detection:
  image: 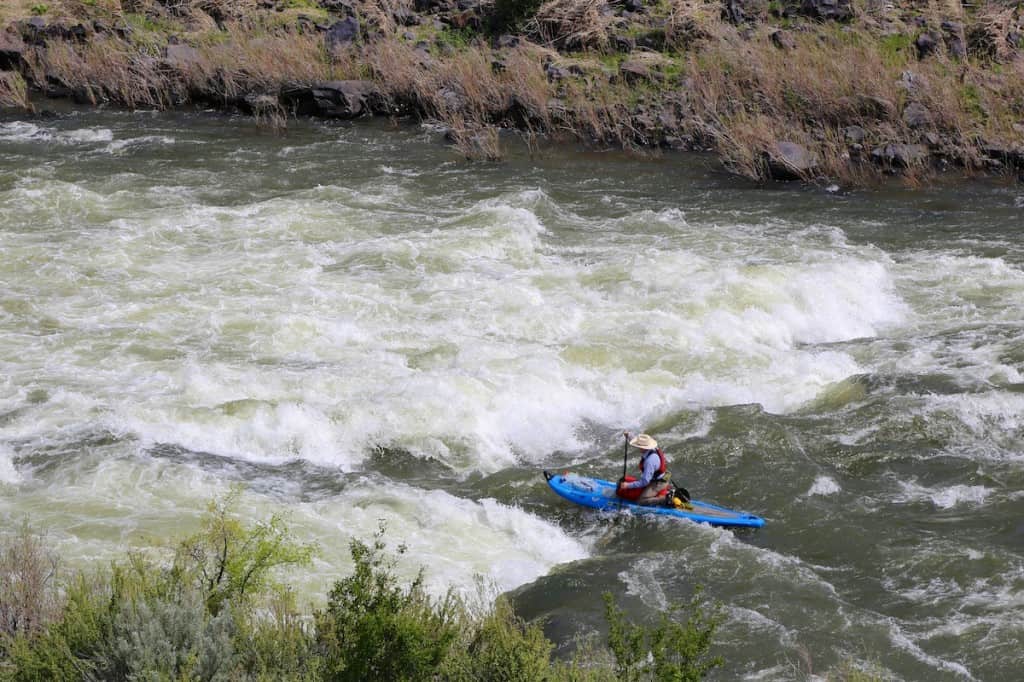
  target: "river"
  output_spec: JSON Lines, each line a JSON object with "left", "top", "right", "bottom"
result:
{"left": 1, "top": 109, "right": 1022, "bottom": 680}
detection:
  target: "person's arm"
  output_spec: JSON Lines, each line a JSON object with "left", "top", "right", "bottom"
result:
{"left": 621, "top": 454, "right": 657, "bottom": 490}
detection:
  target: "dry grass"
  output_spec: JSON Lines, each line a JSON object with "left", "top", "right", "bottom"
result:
{"left": 30, "top": 36, "right": 184, "bottom": 107}
{"left": 0, "top": 71, "right": 32, "bottom": 110}
{"left": 357, "top": 38, "right": 554, "bottom": 157}
{"left": 0, "top": 524, "right": 60, "bottom": 638}
{"left": 187, "top": 29, "right": 332, "bottom": 102}
{"left": 529, "top": 0, "right": 615, "bottom": 51}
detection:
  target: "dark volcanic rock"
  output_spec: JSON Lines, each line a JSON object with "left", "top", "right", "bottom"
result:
{"left": 767, "top": 141, "right": 819, "bottom": 180}
{"left": 325, "top": 17, "right": 359, "bottom": 52}
{"left": 545, "top": 63, "right": 569, "bottom": 81}
{"left": 770, "top": 29, "right": 796, "bottom": 50}
{"left": 983, "top": 143, "right": 1024, "bottom": 168}
{"left": 915, "top": 31, "right": 939, "bottom": 58}
{"left": 723, "top": 0, "right": 767, "bottom": 24}
{"left": 612, "top": 33, "right": 635, "bottom": 52}
{"left": 0, "top": 29, "right": 25, "bottom": 70}
{"left": 493, "top": 34, "right": 519, "bottom": 49}
{"left": 619, "top": 59, "right": 654, "bottom": 82}
{"left": 797, "top": 0, "right": 853, "bottom": 22}
{"left": 901, "top": 101, "right": 931, "bottom": 129}
{"left": 281, "top": 80, "right": 380, "bottom": 119}
{"left": 850, "top": 94, "right": 897, "bottom": 121}
{"left": 318, "top": 0, "right": 357, "bottom": 11}
{"left": 941, "top": 21, "right": 966, "bottom": 59}
{"left": 871, "top": 143, "right": 928, "bottom": 168}
{"left": 635, "top": 28, "right": 667, "bottom": 50}
{"left": 844, "top": 125, "right": 867, "bottom": 144}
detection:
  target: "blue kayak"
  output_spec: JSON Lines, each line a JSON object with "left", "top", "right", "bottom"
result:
{"left": 544, "top": 471, "right": 766, "bottom": 529}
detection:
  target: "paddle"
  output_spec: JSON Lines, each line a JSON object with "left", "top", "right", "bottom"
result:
{"left": 621, "top": 431, "right": 629, "bottom": 482}
{"left": 614, "top": 431, "right": 628, "bottom": 505}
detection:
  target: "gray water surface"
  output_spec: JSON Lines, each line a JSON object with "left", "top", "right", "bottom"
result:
{"left": 1, "top": 109, "right": 1022, "bottom": 680}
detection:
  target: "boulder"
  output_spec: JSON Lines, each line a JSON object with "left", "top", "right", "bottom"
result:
{"left": 770, "top": 29, "right": 797, "bottom": 50}
{"left": 850, "top": 94, "right": 897, "bottom": 121}
{"left": 941, "top": 21, "right": 966, "bottom": 59}
{"left": 0, "top": 29, "right": 25, "bottom": 71}
{"left": 871, "top": 143, "right": 928, "bottom": 168}
{"left": 544, "top": 63, "right": 569, "bottom": 81}
{"left": 797, "top": 0, "right": 853, "bottom": 22}
{"left": 844, "top": 125, "right": 867, "bottom": 144}
{"left": 318, "top": 0, "right": 357, "bottom": 13}
{"left": 436, "top": 86, "right": 464, "bottom": 113}
{"left": 915, "top": 31, "right": 939, "bottom": 59}
{"left": 619, "top": 52, "right": 671, "bottom": 83}
{"left": 635, "top": 28, "right": 667, "bottom": 51}
{"left": 901, "top": 101, "right": 930, "bottom": 129}
{"left": 620, "top": 59, "right": 654, "bottom": 82}
{"left": 281, "top": 80, "right": 380, "bottom": 119}
{"left": 325, "top": 17, "right": 359, "bottom": 53}
{"left": 767, "top": 141, "right": 819, "bottom": 180}
{"left": 612, "top": 33, "right": 635, "bottom": 52}
{"left": 493, "top": 34, "right": 519, "bottom": 49}
{"left": 982, "top": 143, "right": 1024, "bottom": 168}
{"left": 897, "top": 69, "right": 926, "bottom": 94}
{"left": 724, "top": 0, "right": 768, "bottom": 24}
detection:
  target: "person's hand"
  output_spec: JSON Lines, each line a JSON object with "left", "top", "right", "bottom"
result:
{"left": 617, "top": 477, "right": 626, "bottom": 492}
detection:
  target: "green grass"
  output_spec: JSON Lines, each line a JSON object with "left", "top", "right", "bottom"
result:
{"left": 878, "top": 33, "right": 913, "bottom": 68}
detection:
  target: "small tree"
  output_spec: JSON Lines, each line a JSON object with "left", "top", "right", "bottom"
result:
{"left": 603, "top": 590, "right": 723, "bottom": 682}
{"left": 174, "top": 487, "right": 317, "bottom": 616}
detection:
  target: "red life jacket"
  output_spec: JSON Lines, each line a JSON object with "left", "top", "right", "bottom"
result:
{"left": 639, "top": 448, "right": 667, "bottom": 481}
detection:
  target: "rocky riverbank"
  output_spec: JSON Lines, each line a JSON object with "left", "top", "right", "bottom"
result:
{"left": 1, "top": 0, "right": 1022, "bottom": 184}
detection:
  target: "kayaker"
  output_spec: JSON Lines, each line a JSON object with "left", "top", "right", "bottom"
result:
{"left": 616, "top": 433, "right": 672, "bottom": 505}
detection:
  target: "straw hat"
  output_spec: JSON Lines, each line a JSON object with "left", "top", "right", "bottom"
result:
{"left": 629, "top": 434, "right": 658, "bottom": 450}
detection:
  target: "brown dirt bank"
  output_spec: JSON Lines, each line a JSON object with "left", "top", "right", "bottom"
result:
{"left": 1, "top": 0, "right": 1022, "bottom": 186}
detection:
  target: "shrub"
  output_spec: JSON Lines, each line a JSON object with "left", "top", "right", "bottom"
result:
{"left": 603, "top": 589, "right": 723, "bottom": 682}
{"left": 443, "top": 596, "right": 555, "bottom": 681}
{"left": 315, "top": 525, "right": 461, "bottom": 681}
{"left": 235, "top": 589, "right": 323, "bottom": 681}
{"left": 0, "top": 524, "right": 58, "bottom": 640}
{"left": 173, "top": 486, "right": 317, "bottom": 616}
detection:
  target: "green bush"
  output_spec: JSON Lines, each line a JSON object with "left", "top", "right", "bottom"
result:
{"left": 235, "top": 589, "right": 323, "bottom": 681}
{"left": 316, "top": 526, "right": 461, "bottom": 681}
{"left": 174, "top": 487, "right": 317, "bottom": 616}
{"left": 443, "top": 596, "right": 555, "bottom": 681}
{"left": 604, "top": 590, "right": 723, "bottom": 682}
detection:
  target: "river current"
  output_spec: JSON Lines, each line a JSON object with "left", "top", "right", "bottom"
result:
{"left": 1, "top": 109, "right": 1022, "bottom": 680}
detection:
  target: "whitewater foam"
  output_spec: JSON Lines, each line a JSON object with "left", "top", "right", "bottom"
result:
{"left": 807, "top": 475, "right": 841, "bottom": 496}
{"left": 895, "top": 481, "right": 993, "bottom": 509}
{"left": 0, "top": 445, "right": 20, "bottom": 485}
